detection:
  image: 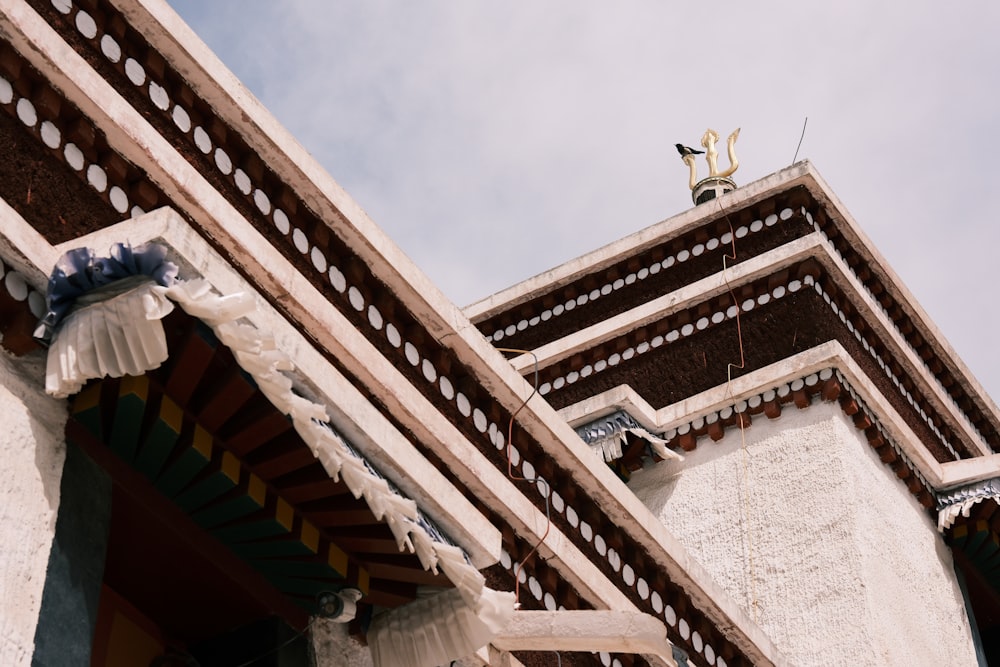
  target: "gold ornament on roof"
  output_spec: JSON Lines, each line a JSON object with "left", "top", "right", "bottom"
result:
{"left": 676, "top": 128, "right": 740, "bottom": 190}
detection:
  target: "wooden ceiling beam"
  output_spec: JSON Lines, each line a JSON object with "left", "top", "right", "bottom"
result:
{"left": 164, "top": 325, "right": 217, "bottom": 405}
{"left": 363, "top": 562, "right": 450, "bottom": 588}
{"left": 224, "top": 410, "right": 293, "bottom": 458}
{"left": 65, "top": 418, "right": 310, "bottom": 629}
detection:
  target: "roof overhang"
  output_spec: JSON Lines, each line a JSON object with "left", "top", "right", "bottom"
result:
{"left": 43, "top": 205, "right": 503, "bottom": 569}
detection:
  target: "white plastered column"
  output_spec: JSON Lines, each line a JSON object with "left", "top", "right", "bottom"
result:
{"left": 0, "top": 350, "right": 67, "bottom": 667}
{"left": 629, "top": 402, "right": 978, "bottom": 667}
{"left": 0, "top": 200, "right": 66, "bottom": 667}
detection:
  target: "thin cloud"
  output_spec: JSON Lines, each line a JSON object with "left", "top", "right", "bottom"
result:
{"left": 168, "top": 0, "right": 1000, "bottom": 401}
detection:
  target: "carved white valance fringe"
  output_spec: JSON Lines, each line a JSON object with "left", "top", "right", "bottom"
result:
{"left": 937, "top": 478, "right": 1000, "bottom": 532}
{"left": 577, "top": 411, "right": 683, "bottom": 464}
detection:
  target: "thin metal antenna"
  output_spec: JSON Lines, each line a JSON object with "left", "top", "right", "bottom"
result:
{"left": 792, "top": 117, "right": 808, "bottom": 164}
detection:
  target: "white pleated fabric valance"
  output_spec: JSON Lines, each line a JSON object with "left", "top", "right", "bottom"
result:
{"left": 45, "top": 278, "right": 173, "bottom": 398}
{"left": 44, "top": 275, "right": 517, "bottom": 661}
{"left": 368, "top": 587, "right": 516, "bottom": 667}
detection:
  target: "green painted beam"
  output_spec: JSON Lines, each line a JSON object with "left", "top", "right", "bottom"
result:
{"left": 223, "top": 514, "right": 320, "bottom": 561}
{"left": 950, "top": 524, "right": 970, "bottom": 551}
{"left": 70, "top": 382, "right": 104, "bottom": 440}
{"left": 174, "top": 449, "right": 241, "bottom": 513}
{"left": 192, "top": 473, "right": 267, "bottom": 529}
{"left": 248, "top": 541, "right": 353, "bottom": 581}
{"left": 266, "top": 574, "right": 340, "bottom": 599}
{"left": 155, "top": 425, "right": 213, "bottom": 498}
{"left": 229, "top": 538, "right": 318, "bottom": 559}
{"left": 134, "top": 395, "right": 183, "bottom": 481}
{"left": 108, "top": 375, "right": 149, "bottom": 462}
{"left": 211, "top": 496, "right": 297, "bottom": 545}
{"left": 964, "top": 521, "right": 990, "bottom": 557}
{"left": 971, "top": 532, "right": 1000, "bottom": 569}
{"left": 248, "top": 558, "right": 344, "bottom": 582}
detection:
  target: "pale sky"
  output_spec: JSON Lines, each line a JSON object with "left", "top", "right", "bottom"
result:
{"left": 168, "top": 1, "right": 1000, "bottom": 403}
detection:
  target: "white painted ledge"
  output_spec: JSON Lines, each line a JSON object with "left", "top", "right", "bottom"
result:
{"left": 0, "top": 197, "right": 58, "bottom": 289}
{"left": 509, "top": 233, "right": 827, "bottom": 374}
{"left": 558, "top": 341, "right": 950, "bottom": 489}
{"left": 492, "top": 611, "right": 676, "bottom": 667}
{"left": 464, "top": 163, "right": 819, "bottom": 321}
{"left": 939, "top": 453, "right": 1000, "bottom": 490}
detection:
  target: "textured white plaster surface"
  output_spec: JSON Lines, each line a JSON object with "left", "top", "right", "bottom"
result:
{"left": 628, "top": 402, "right": 978, "bottom": 667}
{"left": 0, "top": 350, "right": 66, "bottom": 667}
{"left": 312, "top": 619, "right": 373, "bottom": 667}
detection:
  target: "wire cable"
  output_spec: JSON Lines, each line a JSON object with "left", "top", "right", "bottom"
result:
{"left": 792, "top": 116, "right": 808, "bottom": 164}
{"left": 716, "top": 199, "right": 761, "bottom": 623}
{"left": 495, "top": 347, "right": 551, "bottom": 607}
{"left": 231, "top": 618, "right": 317, "bottom": 667}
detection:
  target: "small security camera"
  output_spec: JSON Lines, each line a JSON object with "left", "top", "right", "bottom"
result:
{"left": 317, "top": 588, "right": 363, "bottom": 623}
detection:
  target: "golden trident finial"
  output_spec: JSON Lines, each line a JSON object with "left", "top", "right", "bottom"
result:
{"left": 676, "top": 128, "right": 741, "bottom": 190}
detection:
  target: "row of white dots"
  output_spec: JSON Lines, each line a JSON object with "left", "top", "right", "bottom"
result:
{"left": 1, "top": 71, "right": 142, "bottom": 219}
{"left": 339, "top": 259, "right": 704, "bottom": 649}
{"left": 0, "top": 258, "right": 46, "bottom": 320}
{"left": 806, "top": 209, "right": 990, "bottom": 454}
{"left": 497, "top": 548, "right": 560, "bottom": 612}
{"left": 663, "top": 368, "right": 835, "bottom": 443}
{"left": 503, "top": 545, "right": 725, "bottom": 667}
{"left": 812, "top": 276, "right": 961, "bottom": 460}
{"left": 53, "top": 0, "right": 384, "bottom": 360}
{"left": 538, "top": 276, "right": 808, "bottom": 396}
{"left": 495, "top": 431, "right": 730, "bottom": 665}
{"left": 489, "top": 208, "right": 795, "bottom": 343}
{"left": 52, "top": 1, "right": 307, "bottom": 246}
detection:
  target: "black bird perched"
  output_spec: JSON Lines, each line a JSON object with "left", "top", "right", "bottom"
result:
{"left": 675, "top": 143, "right": 705, "bottom": 157}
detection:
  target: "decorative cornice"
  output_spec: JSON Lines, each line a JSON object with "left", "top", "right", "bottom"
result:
{"left": 483, "top": 206, "right": 802, "bottom": 346}
{"left": 533, "top": 255, "right": 972, "bottom": 462}
{"left": 937, "top": 478, "right": 1000, "bottom": 533}
{"left": 656, "top": 367, "right": 935, "bottom": 509}
{"left": 560, "top": 342, "right": 949, "bottom": 509}
{"left": 474, "top": 176, "right": 999, "bottom": 463}
{"left": 39, "top": 243, "right": 496, "bottom": 610}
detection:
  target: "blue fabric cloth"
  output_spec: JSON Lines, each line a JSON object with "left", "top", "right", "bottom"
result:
{"left": 33, "top": 243, "right": 178, "bottom": 346}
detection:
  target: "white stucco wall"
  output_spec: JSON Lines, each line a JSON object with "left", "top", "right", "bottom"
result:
{"left": 0, "top": 349, "right": 66, "bottom": 667}
{"left": 628, "top": 401, "right": 978, "bottom": 666}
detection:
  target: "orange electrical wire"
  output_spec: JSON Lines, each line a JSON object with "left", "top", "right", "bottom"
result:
{"left": 717, "top": 199, "right": 761, "bottom": 622}
{"left": 494, "top": 347, "right": 551, "bottom": 606}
